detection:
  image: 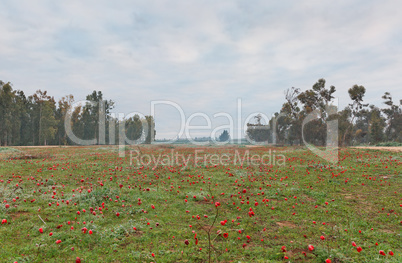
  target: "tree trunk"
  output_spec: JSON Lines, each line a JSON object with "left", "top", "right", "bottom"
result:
{"left": 39, "top": 103, "right": 42, "bottom": 145}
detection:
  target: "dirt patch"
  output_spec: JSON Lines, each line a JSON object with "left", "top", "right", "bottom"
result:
{"left": 343, "top": 195, "right": 354, "bottom": 200}
{"left": 341, "top": 193, "right": 365, "bottom": 200}
{"left": 132, "top": 230, "right": 144, "bottom": 237}
{"left": 2, "top": 153, "right": 53, "bottom": 160}
{"left": 10, "top": 211, "right": 30, "bottom": 220}
{"left": 378, "top": 174, "right": 393, "bottom": 180}
{"left": 286, "top": 248, "right": 314, "bottom": 262}
{"left": 352, "top": 146, "right": 402, "bottom": 152}
{"left": 194, "top": 199, "right": 211, "bottom": 205}
{"left": 197, "top": 224, "right": 216, "bottom": 232}
{"left": 300, "top": 195, "right": 316, "bottom": 202}
{"left": 276, "top": 221, "right": 297, "bottom": 228}
{"left": 379, "top": 229, "right": 395, "bottom": 234}
{"left": 269, "top": 199, "right": 283, "bottom": 203}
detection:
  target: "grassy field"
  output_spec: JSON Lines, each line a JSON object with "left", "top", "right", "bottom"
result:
{"left": 0, "top": 145, "right": 400, "bottom": 262}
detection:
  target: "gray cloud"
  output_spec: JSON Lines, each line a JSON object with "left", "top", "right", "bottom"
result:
{"left": 0, "top": 0, "right": 401, "bottom": 139}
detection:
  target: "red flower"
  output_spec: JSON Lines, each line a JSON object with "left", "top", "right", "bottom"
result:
{"left": 39, "top": 228, "right": 43, "bottom": 233}
{"left": 325, "top": 259, "right": 331, "bottom": 263}
{"left": 223, "top": 233, "right": 228, "bottom": 238}
{"left": 357, "top": 247, "right": 362, "bottom": 253}
{"left": 55, "top": 240, "right": 62, "bottom": 244}
{"left": 379, "top": 250, "right": 386, "bottom": 256}
{"left": 308, "top": 244, "right": 314, "bottom": 251}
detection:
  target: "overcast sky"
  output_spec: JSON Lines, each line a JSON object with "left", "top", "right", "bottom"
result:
{"left": 1, "top": 0, "right": 401, "bottom": 140}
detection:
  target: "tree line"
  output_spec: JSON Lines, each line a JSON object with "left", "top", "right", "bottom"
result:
{"left": 0, "top": 80, "right": 155, "bottom": 146}
{"left": 246, "top": 78, "right": 401, "bottom": 146}
{"left": 1, "top": 78, "right": 400, "bottom": 147}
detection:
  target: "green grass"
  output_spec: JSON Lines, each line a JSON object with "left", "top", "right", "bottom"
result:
{"left": 375, "top": 142, "right": 402, "bottom": 147}
{"left": 0, "top": 147, "right": 20, "bottom": 152}
{"left": 0, "top": 146, "right": 400, "bottom": 262}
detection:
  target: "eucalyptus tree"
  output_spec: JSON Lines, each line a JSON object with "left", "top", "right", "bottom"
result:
{"left": 30, "top": 90, "right": 58, "bottom": 145}
{"left": 381, "top": 92, "right": 402, "bottom": 142}
{"left": 341, "top": 85, "right": 368, "bottom": 146}
{"left": 297, "top": 79, "right": 336, "bottom": 146}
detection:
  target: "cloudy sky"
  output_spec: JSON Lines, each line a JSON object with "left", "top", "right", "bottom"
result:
{"left": 1, "top": 0, "right": 401, "bottom": 140}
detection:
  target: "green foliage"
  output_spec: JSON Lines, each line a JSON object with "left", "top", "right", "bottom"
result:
{"left": 381, "top": 92, "right": 402, "bottom": 142}
{"left": 218, "top": 130, "right": 230, "bottom": 142}
{"left": 0, "top": 83, "right": 161, "bottom": 146}
{"left": 144, "top": 115, "right": 156, "bottom": 144}
{"left": 1, "top": 78, "right": 400, "bottom": 147}
{"left": 246, "top": 123, "right": 270, "bottom": 142}
{"left": 375, "top": 141, "right": 402, "bottom": 147}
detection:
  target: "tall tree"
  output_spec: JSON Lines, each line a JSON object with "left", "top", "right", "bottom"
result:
{"left": 246, "top": 115, "right": 270, "bottom": 143}
{"left": 70, "top": 105, "right": 84, "bottom": 144}
{"left": 30, "top": 90, "right": 58, "bottom": 145}
{"left": 83, "top": 91, "right": 114, "bottom": 144}
{"left": 125, "top": 115, "right": 143, "bottom": 142}
{"left": 14, "top": 90, "right": 30, "bottom": 145}
{"left": 341, "top": 85, "right": 368, "bottom": 146}
{"left": 218, "top": 130, "right": 230, "bottom": 142}
{"left": 144, "top": 115, "right": 156, "bottom": 144}
{"left": 0, "top": 81, "right": 16, "bottom": 146}
{"left": 280, "top": 87, "right": 301, "bottom": 145}
{"left": 56, "top": 95, "right": 74, "bottom": 145}
{"left": 297, "top": 79, "right": 336, "bottom": 146}
{"left": 368, "top": 105, "right": 385, "bottom": 144}
{"left": 381, "top": 92, "right": 402, "bottom": 142}
{"left": 336, "top": 107, "right": 352, "bottom": 146}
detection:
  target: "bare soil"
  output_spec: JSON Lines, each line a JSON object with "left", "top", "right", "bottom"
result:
{"left": 351, "top": 146, "right": 402, "bottom": 152}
